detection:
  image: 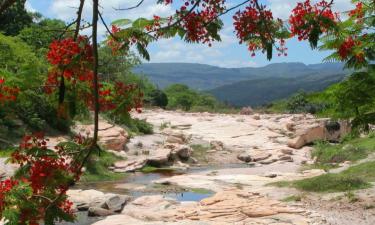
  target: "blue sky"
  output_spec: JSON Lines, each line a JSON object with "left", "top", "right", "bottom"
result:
{"left": 26, "top": 0, "right": 354, "bottom": 68}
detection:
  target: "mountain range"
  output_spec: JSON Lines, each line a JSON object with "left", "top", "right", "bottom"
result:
{"left": 133, "top": 62, "right": 348, "bottom": 106}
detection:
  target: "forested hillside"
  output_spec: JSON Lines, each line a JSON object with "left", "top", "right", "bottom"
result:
{"left": 133, "top": 62, "right": 347, "bottom": 90}
{"left": 209, "top": 73, "right": 346, "bottom": 106}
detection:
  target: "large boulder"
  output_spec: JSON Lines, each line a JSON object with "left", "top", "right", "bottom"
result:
{"left": 171, "top": 145, "right": 192, "bottom": 160}
{"left": 68, "top": 189, "right": 130, "bottom": 213}
{"left": 104, "top": 194, "right": 131, "bottom": 212}
{"left": 73, "top": 120, "right": 128, "bottom": 151}
{"left": 147, "top": 148, "right": 172, "bottom": 167}
{"left": 113, "top": 159, "right": 147, "bottom": 173}
{"left": 288, "top": 120, "right": 350, "bottom": 149}
{"left": 239, "top": 107, "right": 254, "bottom": 115}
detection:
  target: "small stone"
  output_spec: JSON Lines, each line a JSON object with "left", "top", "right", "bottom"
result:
{"left": 281, "top": 149, "right": 293, "bottom": 155}
{"left": 252, "top": 152, "right": 271, "bottom": 162}
{"left": 237, "top": 153, "right": 252, "bottom": 163}
{"left": 264, "top": 173, "right": 277, "bottom": 178}
{"left": 253, "top": 115, "right": 261, "bottom": 120}
{"left": 279, "top": 155, "right": 293, "bottom": 162}
{"left": 210, "top": 140, "right": 224, "bottom": 151}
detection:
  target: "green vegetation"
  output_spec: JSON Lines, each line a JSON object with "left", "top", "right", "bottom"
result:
{"left": 139, "top": 166, "right": 176, "bottom": 173}
{"left": 190, "top": 144, "right": 210, "bottom": 163}
{"left": 81, "top": 150, "right": 126, "bottom": 182}
{"left": 271, "top": 161, "right": 375, "bottom": 192}
{"left": 190, "top": 188, "right": 213, "bottom": 194}
{"left": 268, "top": 67, "right": 375, "bottom": 131}
{"left": 164, "top": 84, "right": 235, "bottom": 113}
{"left": 312, "top": 135, "right": 375, "bottom": 166}
{"left": 0, "top": 148, "right": 15, "bottom": 158}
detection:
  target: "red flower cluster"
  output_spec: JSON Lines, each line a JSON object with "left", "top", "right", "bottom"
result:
{"left": 289, "top": 0, "right": 338, "bottom": 41}
{"left": 5, "top": 133, "right": 79, "bottom": 223}
{"left": 338, "top": 36, "right": 363, "bottom": 61}
{"left": 348, "top": 2, "right": 364, "bottom": 23}
{"left": 84, "top": 81, "right": 143, "bottom": 113}
{"left": 233, "top": 1, "right": 285, "bottom": 57}
{"left": 0, "top": 179, "right": 19, "bottom": 211}
{"left": 233, "top": 3, "right": 274, "bottom": 56}
{"left": 107, "top": 25, "right": 123, "bottom": 54}
{"left": 45, "top": 36, "right": 94, "bottom": 93}
{"left": 0, "top": 78, "right": 19, "bottom": 103}
{"left": 175, "top": 0, "right": 226, "bottom": 45}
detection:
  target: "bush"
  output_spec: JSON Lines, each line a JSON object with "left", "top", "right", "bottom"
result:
{"left": 149, "top": 89, "right": 168, "bottom": 108}
{"left": 15, "top": 90, "right": 72, "bottom": 132}
{"left": 132, "top": 118, "right": 154, "bottom": 134}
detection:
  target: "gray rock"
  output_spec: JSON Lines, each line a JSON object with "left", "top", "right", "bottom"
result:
{"left": 237, "top": 153, "right": 252, "bottom": 163}
{"left": 279, "top": 155, "right": 293, "bottom": 162}
{"left": 252, "top": 152, "right": 271, "bottom": 162}
{"left": 104, "top": 195, "right": 131, "bottom": 212}
{"left": 210, "top": 141, "right": 224, "bottom": 151}
{"left": 281, "top": 149, "right": 293, "bottom": 155}
{"left": 88, "top": 207, "right": 115, "bottom": 217}
{"left": 174, "top": 145, "right": 192, "bottom": 160}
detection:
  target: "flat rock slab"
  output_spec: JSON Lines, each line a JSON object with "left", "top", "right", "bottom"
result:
{"left": 93, "top": 189, "right": 312, "bottom": 225}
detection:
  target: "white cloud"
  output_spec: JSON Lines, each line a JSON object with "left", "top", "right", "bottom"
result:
{"left": 49, "top": 0, "right": 174, "bottom": 21}
{"left": 25, "top": 1, "right": 36, "bottom": 12}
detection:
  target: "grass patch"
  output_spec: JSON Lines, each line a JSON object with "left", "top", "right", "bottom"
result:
{"left": 139, "top": 166, "right": 176, "bottom": 173}
{"left": 281, "top": 195, "right": 303, "bottom": 202}
{"left": 269, "top": 161, "right": 375, "bottom": 192}
{"left": 0, "top": 147, "right": 15, "bottom": 157}
{"left": 312, "top": 135, "right": 375, "bottom": 165}
{"left": 190, "top": 144, "right": 210, "bottom": 163}
{"left": 81, "top": 150, "right": 126, "bottom": 182}
{"left": 190, "top": 188, "right": 212, "bottom": 194}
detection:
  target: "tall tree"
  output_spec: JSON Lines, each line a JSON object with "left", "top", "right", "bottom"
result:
{"left": 0, "top": 0, "right": 32, "bottom": 36}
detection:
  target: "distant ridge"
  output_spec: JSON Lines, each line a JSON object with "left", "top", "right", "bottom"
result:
{"left": 133, "top": 62, "right": 347, "bottom": 106}
{"left": 133, "top": 62, "right": 345, "bottom": 90}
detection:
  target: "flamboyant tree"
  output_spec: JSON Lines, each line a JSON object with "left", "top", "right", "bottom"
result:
{"left": 0, "top": 0, "right": 374, "bottom": 224}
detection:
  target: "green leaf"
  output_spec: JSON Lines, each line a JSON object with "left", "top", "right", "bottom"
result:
{"left": 136, "top": 43, "right": 150, "bottom": 61}
{"left": 111, "top": 18, "right": 132, "bottom": 26}
{"left": 132, "top": 18, "right": 153, "bottom": 29}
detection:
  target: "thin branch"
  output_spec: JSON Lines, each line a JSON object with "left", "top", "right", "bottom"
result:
{"left": 150, "top": 0, "right": 202, "bottom": 34}
{"left": 58, "top": 19, "right": 78, "bottom": 40}
{"left": 32, "top": 195, "right": 53, "bottom": 203}
{"left": 0, "top": 138, "right": 12, "bottom": 145}
{"left": 74, "top": 0, "right": 86, "bottom": 40}
{"left": 114, "top": 0, "right": 144, "bottom": 11}
{"left": 151, "top": 0, "right": 251, "bottom": 35}
{"left": 98, "top": 10, "right": 118, "bottom": 40}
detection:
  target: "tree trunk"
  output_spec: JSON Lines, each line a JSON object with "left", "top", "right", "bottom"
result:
{"left": 92, "top": 0, "right": 100, "bottom": 145}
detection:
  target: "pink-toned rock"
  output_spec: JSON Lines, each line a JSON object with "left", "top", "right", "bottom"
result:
{"left": 239, "top": 107, "right": 253, "bottom": 115}
{"left": 288, "top": 120, "right": 350, "bottom": 149}
{"left": 74, "top": 120, "right": 128, "bottom": 151}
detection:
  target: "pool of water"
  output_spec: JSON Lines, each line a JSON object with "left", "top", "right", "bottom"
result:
{"left": 58, "top": 164, "right": 252, "bottom": 225}
{"left": 56, "top": 212, "right": 103, "bottom": 225}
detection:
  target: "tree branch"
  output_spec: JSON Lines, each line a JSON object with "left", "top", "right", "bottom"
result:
{"left": 74, "top": 0, "right": 86, "bottom": 40}
{"left": 114, "top": 0, "right": 144, "bottom": 11}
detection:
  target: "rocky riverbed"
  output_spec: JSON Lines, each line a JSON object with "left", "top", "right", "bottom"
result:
{"left": 2, "top": 109, "right": 374, "bottom": 225}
